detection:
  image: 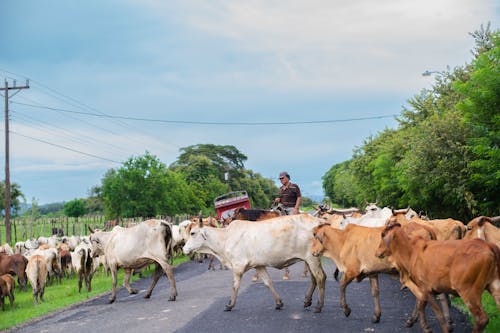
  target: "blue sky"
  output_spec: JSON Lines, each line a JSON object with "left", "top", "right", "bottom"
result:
{"left": 1, "top": 0, "right": 498, "bottom": 205}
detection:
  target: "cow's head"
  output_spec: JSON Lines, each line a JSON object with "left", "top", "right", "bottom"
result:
{"left": 311, "top": 225, "right": 329, "bottom": 257}
{"left": 182, "top": 226, "right": 208, "bottom": 256}
{"left": 375, "top": 223, "right": 400, "bottom": 259}
{"left": 88, "top": 229, "right": 105, "bottom": 258}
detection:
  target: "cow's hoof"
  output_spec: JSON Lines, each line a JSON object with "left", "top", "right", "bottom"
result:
{"left": 282, "top": 275, "right": 289, "bottom": 280}
{"left": 130, "top": 288, "right": 139, "bottom": 294}
{"left": 342, "top": 306, "right": 351, "bottom": 317}
{"left": 108, "top": 297, "right": 116, "bottom": 304}
{"left": 405, "top": 318, "right": 415, "bottom": 327}
{"left": 143, "top": 293, "right": 152, "bottom": 299}
{"left": 252, "top": 276, "right": 258, "bottom": 282}
{"left": 275, "top": 300, "right": 284, "bottom": 310}
{"left": 168, "top": 295, "right": 176, "bottom": 301}
{"left": 372, "top": 314, "right": 380, "bottom": 323}
{"left": 303, "top": 300, "right": 312, "bottom": 308}
{"left": 225, "top": 305, "right": 233, "bottom": 312}
{"left": 313, "top": 306, "right": 322, "bottom": 313}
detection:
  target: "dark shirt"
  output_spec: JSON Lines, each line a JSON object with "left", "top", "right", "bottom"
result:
{"left": 279, "top": 183, "right": 301, "bottom": 208}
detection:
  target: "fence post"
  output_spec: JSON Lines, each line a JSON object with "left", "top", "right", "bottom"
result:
{"left": 13, "top": 220, "right": 17, "bottom": 243}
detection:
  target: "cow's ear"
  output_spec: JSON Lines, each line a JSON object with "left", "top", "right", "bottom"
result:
{"left": 201, "top": 229, "right": 208, "bottom": 240}
{"left": 314, "top": 232, "right": 324, "bottom": 244}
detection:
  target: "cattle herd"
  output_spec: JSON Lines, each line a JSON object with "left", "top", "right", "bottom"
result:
{"left": 1, "top": 204, "right": 500, "bottom": 333}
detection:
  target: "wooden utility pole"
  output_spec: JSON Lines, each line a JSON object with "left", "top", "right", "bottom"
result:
{"left": 1, "top": 79, "right": 29, "bottom": 244}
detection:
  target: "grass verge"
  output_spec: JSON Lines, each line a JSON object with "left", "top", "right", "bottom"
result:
{"left": 0, "top": 256, "right": 190, "bottom": 331}
{"left": 451, "top": 292, "right": 500, "bottom": 332}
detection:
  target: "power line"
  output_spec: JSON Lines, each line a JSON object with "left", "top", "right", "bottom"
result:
{"left": 11, "top": 101, "right": 397, "bottom": 126}
{"left": 10, "top": 130, "right": 122, "bottom": 164}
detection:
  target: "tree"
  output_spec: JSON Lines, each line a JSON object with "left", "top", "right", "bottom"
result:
{"left": 0, "top": 181, "right": 25, "bottom": 217}
{"left": 101, "top": 152, "right": 202, "bottom": 218}
{"left": 64, "top": 199, "right": 86, "bottom": 218}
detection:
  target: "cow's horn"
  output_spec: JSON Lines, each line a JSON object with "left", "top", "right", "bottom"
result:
{"left": 88, "top": 226, "right": 95, "bottom": 234}
{"left": 198, "top": 210, "right": 203, "bottom": 228}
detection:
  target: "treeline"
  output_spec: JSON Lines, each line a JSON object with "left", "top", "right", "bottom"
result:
{"left": 322, "top": 25, "right": 499, "bottom": 221}
{"left": 98, "top": 144, "right": 280, "bottom": 219}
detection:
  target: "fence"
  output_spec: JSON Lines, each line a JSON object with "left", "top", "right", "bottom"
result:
{"left": 0, "top": 214, "right": 191, "bottom": 245}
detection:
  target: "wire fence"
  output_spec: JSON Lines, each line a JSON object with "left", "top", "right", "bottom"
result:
{"left": 0, "top": 214, "right": 191, "bottom": 245}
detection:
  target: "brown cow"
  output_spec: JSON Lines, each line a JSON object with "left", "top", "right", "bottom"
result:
{"left": 376, "top": 223, "right": 500, "bottom": 333}
{"left": 463, "top": 216, "right": 500, "bottom": 247}
{"left": 311, "top": 223, "right": 397, "bottom": 323}
{"left": 231, "top": 207, "right": 280, "bottom": 222}
{"left": 0, "top": 254, "right": 28, "bottom": 291}
{"left": 26, "top": 254, "right": 48, "bottom": 305}
{"left": 0, "top": 274, "right": 15, "bottom": 310}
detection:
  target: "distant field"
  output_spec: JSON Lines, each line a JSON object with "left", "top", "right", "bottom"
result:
{"left": 0, "top": 256, "right": 190, "bottom": 331}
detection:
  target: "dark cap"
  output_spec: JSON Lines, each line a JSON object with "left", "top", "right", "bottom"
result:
{"left": 279, "top": 171, "right": 290, "bottom": 179}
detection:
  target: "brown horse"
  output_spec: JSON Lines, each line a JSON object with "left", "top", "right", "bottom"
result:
{"left": 0, "top": 254, "right": 28, "bottom": 291}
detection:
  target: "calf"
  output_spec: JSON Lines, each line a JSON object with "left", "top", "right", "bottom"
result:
{"left": 26, "top": 255, "right": 48, "bottom": 305}
{"left": 183, "top": 214, "right": 326, "bottom": 312}
{"left": 311, "top": 224, "right": 396, "bottom": 323}
{"left": 0, "top": 273, "right": 15, "bottom": 310}
{"left": 0, "top": 254, "right": 28, "bottom": 291}
{"left": 376, "top": 223, "right": 500, "bottom": 333}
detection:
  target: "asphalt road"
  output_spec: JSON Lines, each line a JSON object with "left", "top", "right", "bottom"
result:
{"left": 7, "top": 258, "right": 471, "bottom": 333}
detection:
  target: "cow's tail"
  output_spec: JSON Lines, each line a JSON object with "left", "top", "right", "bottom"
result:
{"left": 491, "top": 242, "right": 500, "bottom": 281}
{"left": 161, "top": 221, "right": 175, "bottom": 265}
{"left": 78, "top": 248, "right": 87, "bottom": 275}
{"left": 85, "top": 248, "right": 93, "bottom": 275}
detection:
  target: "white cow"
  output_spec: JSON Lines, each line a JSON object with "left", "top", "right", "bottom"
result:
{"left": 340, "top": 204, "right": 393, "bottom": 229}
{"left": 183, "top": 214, "right": 326, "bottom": 312}
{"left": 89, "top": 219, "right": 177, "bottom": 303}
{"left": 71, "top": 242, "right": 94, "bottom": 293}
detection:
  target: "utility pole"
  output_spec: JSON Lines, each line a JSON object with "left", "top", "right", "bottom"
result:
{"left": 0, "top": 79, "right": 29, "bottom": 244}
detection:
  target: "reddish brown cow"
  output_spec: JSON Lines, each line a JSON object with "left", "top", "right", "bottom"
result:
{"left": 0, "top": 274, "right": 15, "bottom": 310}
{"left": 376, "top": 223, "right": 500, "bottom": 333}
{"left": 0, "top": 254, "right": 28, "bottom": 291}
{"left": 231, "top": 207, "right": 280, "bottom": 222}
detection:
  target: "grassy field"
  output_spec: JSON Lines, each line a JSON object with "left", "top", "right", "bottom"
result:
{"left": 451, "top": 292, "right": 500, "bottom": 332}
{"left": 0, "top": 256, "right": 190, "bottom": 331}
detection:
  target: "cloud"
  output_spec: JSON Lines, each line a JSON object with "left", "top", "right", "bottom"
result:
{"left": 142, "top": 0, "right": 497, "bottom": 92}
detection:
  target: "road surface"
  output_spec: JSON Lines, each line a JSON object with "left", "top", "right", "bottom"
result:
{"left": 7, "top": 258, "right": 471, "bottom": 333}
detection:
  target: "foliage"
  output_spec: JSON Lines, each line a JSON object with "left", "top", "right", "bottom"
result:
{"left": 101, "top": 152, "right": 203, "bottom": 219}
{"left": 0, "top": 180, "right": 25, "bottom": 216}
{"left": 321, "top": 26, "right": 500, "bottom": 220}
{"left": 64, "top": 199, "right": 86, "bottom": 218}
{"left": 169, "top": 144, "right": 279, "bottom": 209}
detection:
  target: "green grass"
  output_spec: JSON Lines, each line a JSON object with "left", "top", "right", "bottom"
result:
{"left": 451, "top": 292, "right": 500, "bottom": 332}
{"left": 0, "top": 256, "right": 190, "bottom": 330}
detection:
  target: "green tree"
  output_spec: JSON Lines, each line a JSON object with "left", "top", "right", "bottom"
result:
{"left": 64, "top": 199, "right": 86, "bottom": 218}
{"left": 455, "top": 29, "right": 500, "bottom": 215}
{"left": 0, "top": 181, "right": 25, "bottom": 217}
{"left": 101, "top": 152, "right": 202, "bottom": 218}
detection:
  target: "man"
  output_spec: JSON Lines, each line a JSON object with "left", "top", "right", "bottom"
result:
{"left": 275, "top": 171, "right": 302, "bottom": 215}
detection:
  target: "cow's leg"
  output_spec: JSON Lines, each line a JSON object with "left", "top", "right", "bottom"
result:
{"left": 406, "top": 299, "right": 420, "bottom": 327}
{"left": 305, "top": 259, "right": 326, "bottom": 313}
{"left": 8, "top": 290, "right": 14, "bottom": 309}
{"left": 77, "top": 272, "right": 83, "bottom": 293}
{"left": 425, "top": 292, "right": 449, "bottom": 333}
{"left": 255, "top": 267, "right": 283, "bottom": 309}
{"left": 252, "top": 269, "right": 259, "bottom": 282}
{"left": 437, "top": 293, "right": 453, "bottom": 331}
{"left": 123, "top": 268, "right": 138, "bottom": 294}
{"left": 144, "top": 263, "right": 162, "bottom": 299}
{"left": 461, "top": 291, "right": 488, "bottom": 333}
{"left": 301, "top": 262, "right": 308, "bottom": 278}
{"left": 39, "top": 286, "right": 45, "bottom": 302}
{"left": 226, "top": 271, "right": 243, "bottom": 311}
{"left": 369, "top": 275, "right": 381, "bottom": 323}
{"left": 416, "top": 300, "right": 432, "bottom": 333}
{"left": 208, "top": 255, "right": 215, "bottom": 270}
{"left": 0, "top": 296, "right": 4, "bottom": 311}
{"left": 109, "top": 267, "right": 118, "bottom": 303}
{"left": 339, "top": 272, "right": 355, "bottom": 317}
{"left": 152, "top": 261, "right": 177, "bottom": 301}
{"left": 282, "top": 267, "right": 290, "bottom": 280}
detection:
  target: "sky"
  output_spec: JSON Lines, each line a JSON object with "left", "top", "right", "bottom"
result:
{"left": 0, "top": 0, "right": 498, "bottom": 205}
